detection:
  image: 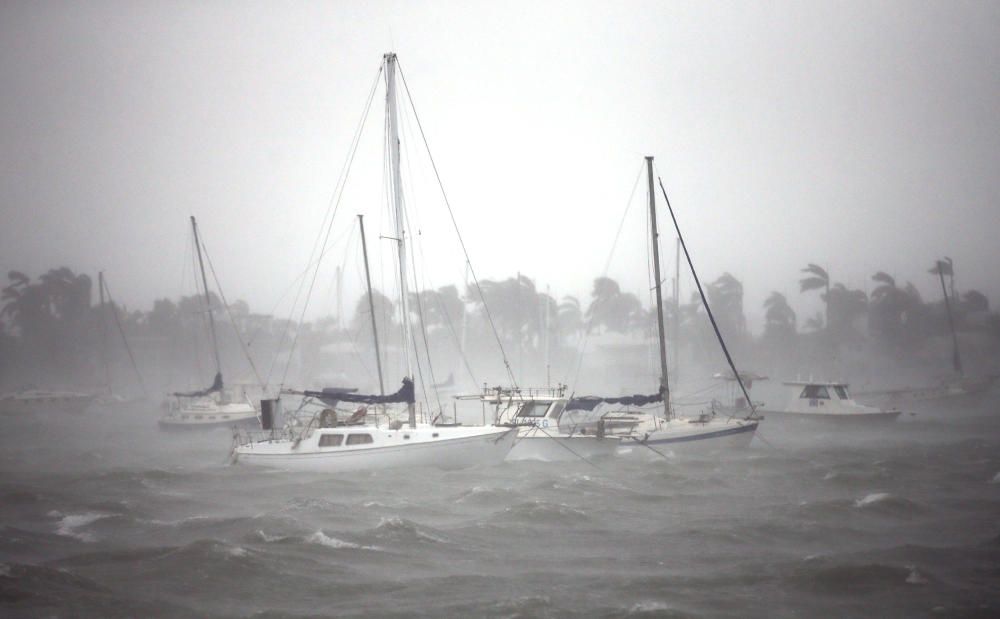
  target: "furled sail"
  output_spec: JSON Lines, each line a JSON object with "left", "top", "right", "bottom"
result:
{"left": 173, "top": 372, "right": 223, "bottom": 397}
{"left": 304, "top": 378, "right": 415, "bottom": 406}
{"left": 566, "top": 391, "right": 664, "bottom": 411}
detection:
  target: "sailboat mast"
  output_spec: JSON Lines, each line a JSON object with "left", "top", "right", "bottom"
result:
{"left": 358, "top": 214, "right": 386, "bottom": 396}
{"left": 674, "top": 236, "right": 681, "bottom": 384}
{"left": 190, "top": 215, "right": 222, "bottom": 376}
{"left": 98, "top": 271, "right": 112, "bottom": 395}
{"left": 936, "top": 260, "right": 963, "bottom": 375}
{"left": 646, "top": 156, "right": 671, "bottom": 420}
{"left": 384, "top": 52, "right": 416, "bottom": 427}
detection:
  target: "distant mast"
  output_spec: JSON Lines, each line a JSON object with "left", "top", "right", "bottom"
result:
{"left": 358, "top": 214, "right": 386, "bottom": 396}
{"left": 384, "top": 52, "right": 416, "bottom": 427}
{"left": 935, "top": 259, "right": 963, "bottom": 375}
{"left": 190, "top": 215, "right": 222, "bottom": 378}
{"left": 646, "top": 156, "right": 671, "bottom": 421}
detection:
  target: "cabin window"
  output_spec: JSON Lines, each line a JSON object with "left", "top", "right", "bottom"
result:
{"left": 181, "top": 415, "right": 189, "bottom": 420}
{"left": 208, "top": 416, "right": 216, "bottom": 420}
{"left": 516, "top": 402, "right": 550, "bottom": 418}
{"left": 319, "top": 434, "right": 344, "bottom": 447}
{"left": 432, "top": 432, "right": 439, "bottom": 438}
{"left": 546, "top": 401, "right": 565, "bottom": 419}
{"left": 347, "top": 434, "right": 373, "bottom": 445}
{"left": 833, "top": 386, "right": 849, "bottom": 400}
{"left": 403, "top": 434, "right": 411, "bottom": 439}
{"left": 222, "top": 415, "right": 230, "bottom": 419}
{"left": 800, "top": 385, "right": 830, "bottom": 400}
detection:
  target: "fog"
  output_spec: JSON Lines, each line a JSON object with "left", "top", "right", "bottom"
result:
{"left": 2, "top": 4, "right": 1000, "bottom": 617}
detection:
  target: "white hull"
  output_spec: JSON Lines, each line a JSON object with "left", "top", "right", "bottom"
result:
{"left": 159, "top": 402, "right": 259, "bottom": 431}
{"left": 235, "top": 425, "right": 517, "bottom": 472}
{"left": 505, "top": 427, "right": 620, "bottom": 462}
{"left": 618, "top": 419, "right": 758, "bottom": 454}
{"left": 759, "top": 409, "right": 901, "bottom": 427}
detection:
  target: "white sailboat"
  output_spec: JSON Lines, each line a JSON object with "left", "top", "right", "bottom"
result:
{"left": 158, "top": 217, "right": 259, "bottom": 430}
{"left": 233, "top": 53, "right": 516, "bottom": 471}
{"left": 573, "top": 156, "right": 759, "bottom": 455}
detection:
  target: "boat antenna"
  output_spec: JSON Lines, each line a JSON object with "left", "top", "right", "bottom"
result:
{"left": 359, "top": 214, "right": 386, "bottom": 396}
{"left": 934, "top": 258, "right": 963, "bottom": 375}
{"left": 646, "top": 156, "right": 671, "bottom": 421}
{"left": 384, "top": 52, "right": 416, "bottom": 427}
{"left": 656, "top": 175, "right": 757, "bottom": 420}
{"left": 191, "top": 215, "right": 222, "bottom": 379}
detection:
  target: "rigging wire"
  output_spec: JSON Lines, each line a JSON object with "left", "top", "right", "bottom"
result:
{"left": 655, "top": 173, "right": 757, "bottom": 421}
{"left": 101, "top": 277, "right": 149, "bottom": 398}
{"left": 564, "top": 160, "right": 646, "bottom": 394}
{"left": 278, "top": 62, "right": 384, "bottom": 389}
{"left": 396, "top": 61, "right": 519, "bottom": 389}
{"left": 197, "top": 231, "right": 266, "bottom": 390}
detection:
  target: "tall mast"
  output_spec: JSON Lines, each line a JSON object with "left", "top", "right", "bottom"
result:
{"left": 936, "top": 260, "right": 963, "bottom": 375}
{"left": 384, "top": 52, "right": 415, "bottom": 427}
{"left": 358, "top": 214, "right": 386, "bottom": 396}
{"left": 646, "top": 156, "right": 671, "bottom": 420}
{"left": 98, "top": 271, "right": 112, "bottom": 395}
{"left": 190, "top": 215, "right": 222, "bottom": 377}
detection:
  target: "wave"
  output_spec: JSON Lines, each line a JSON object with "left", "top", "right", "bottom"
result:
{"left": 853, "top": 492, "right": 925, "bottom": 516}
{"left": 500, "top": 500, "right": 590, "bottom": 525}
{"left": 370, "top": 516, "right": 450, "bottom": 545}
{"left": 50, "top": 511, "right": 114, "bottom": 543}
{"left": 306, "top": 530, "right": 377, "bottom": 551}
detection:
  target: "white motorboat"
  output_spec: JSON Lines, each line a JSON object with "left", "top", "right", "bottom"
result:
{"left": 0, "top": 390, "right": 96, "bottom": 415}
{"left": 759, "top": 381, "right": 901, "bottom": 426}
{"left": 475, "top": 386, "right": 621, "bottom": 462}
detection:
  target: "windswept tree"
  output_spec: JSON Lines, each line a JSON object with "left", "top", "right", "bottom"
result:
{"left": 706, "top": 272, "right": 747, "bottom": 340}
{"left": 763, "top": 292, "right": 797, "bottom": 342}
{"left": 586, "top": 277, "right": 641, "bottom": 334}
{"left": 557, "top": 295, "right": 583, "bottom": 342}
{"left": 799, "top": 263, "right": 830, "bottom": 330}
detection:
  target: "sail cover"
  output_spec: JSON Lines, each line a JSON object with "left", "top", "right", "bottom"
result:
{"left": 304, "top": 378, "right": 415, "bottom": 405}
{"left": 566, "top": 391, "right": 663, "bottom": 411}
{"left": 173, "top": 372, "right": 223, "bottom": 397}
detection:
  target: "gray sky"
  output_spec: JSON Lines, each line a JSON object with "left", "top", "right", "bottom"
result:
{"left": 2, "top": 0, "right": 998, "bottom": 330}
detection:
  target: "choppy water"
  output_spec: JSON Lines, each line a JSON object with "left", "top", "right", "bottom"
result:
{"left": 2, "top": 396, "right": 999, "bottom": 618}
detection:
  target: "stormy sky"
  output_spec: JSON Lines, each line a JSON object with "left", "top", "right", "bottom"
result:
{"left": 2, "top": 0, "right": 998, "bottom": 330}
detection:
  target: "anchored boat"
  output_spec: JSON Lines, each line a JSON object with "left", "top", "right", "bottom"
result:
{"left": 759, "top": 380, "right": 901, "bottom": 426}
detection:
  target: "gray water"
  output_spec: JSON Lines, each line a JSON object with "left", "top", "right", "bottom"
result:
{"left": 2, "top": 397, "right": 999, "bottom": 618}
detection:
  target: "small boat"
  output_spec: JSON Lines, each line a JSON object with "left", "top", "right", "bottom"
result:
{"left": 0, "top": 390, "right": 96, "bottom": 415}
{"left": 158, "top": 216, "right": 260, "bottom": 430}
{"left": 759, "top": 381, "right": 901, "bottom": 426}
{"left": 476, "top": 386, "right": 621, "bottom": 462}
{"left": 158, "top": 375, "right": 259, "bottom": 431}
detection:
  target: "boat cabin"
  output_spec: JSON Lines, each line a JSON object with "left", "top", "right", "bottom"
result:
{"left": 780, "top": 381, "right": 862, "bottom": 413}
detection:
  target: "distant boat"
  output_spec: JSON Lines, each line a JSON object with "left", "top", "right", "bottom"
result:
{"left": 232, "top": 53, "right": 517, "bottom": 471}
{"left": 759, "top": 381, "right": 901, "bottom": 426}
{"left": 158, "top": 217, "right": 258, "bottom": 431}
{"left": 0, "top": 390, "right": 96, "bottom": 415}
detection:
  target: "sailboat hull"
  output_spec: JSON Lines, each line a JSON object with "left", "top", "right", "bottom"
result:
{"left": 235, "top": 426, "right": 517, "bottom": 472}
{"left": 617, "top": 419, "right": 758, "bottom": 454}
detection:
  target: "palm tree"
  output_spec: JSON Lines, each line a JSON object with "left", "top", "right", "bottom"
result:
{"left": 763, "top": 292, "right": 796, "bottom": 342}
{"left": 799, "top": 263, "right": 830, "bottom": 330}
{"left": 707, "top": 272, "right": 746, "bottom": 339}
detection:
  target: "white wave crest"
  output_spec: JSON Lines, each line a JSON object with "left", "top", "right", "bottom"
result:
{"left": 54, "top": 512, "right": 109, "bottom": 542}
{"left": 307, "top": 530, "right": 378, "bottom": 551}
{"left": 991, "top": 471, "right": 1000, "bottom": 484}
{"left": 855, "top": 492, "right": 892, "bottom": 508}
{"left": 906, "top": 565, "right": 928, "bottom": 584}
